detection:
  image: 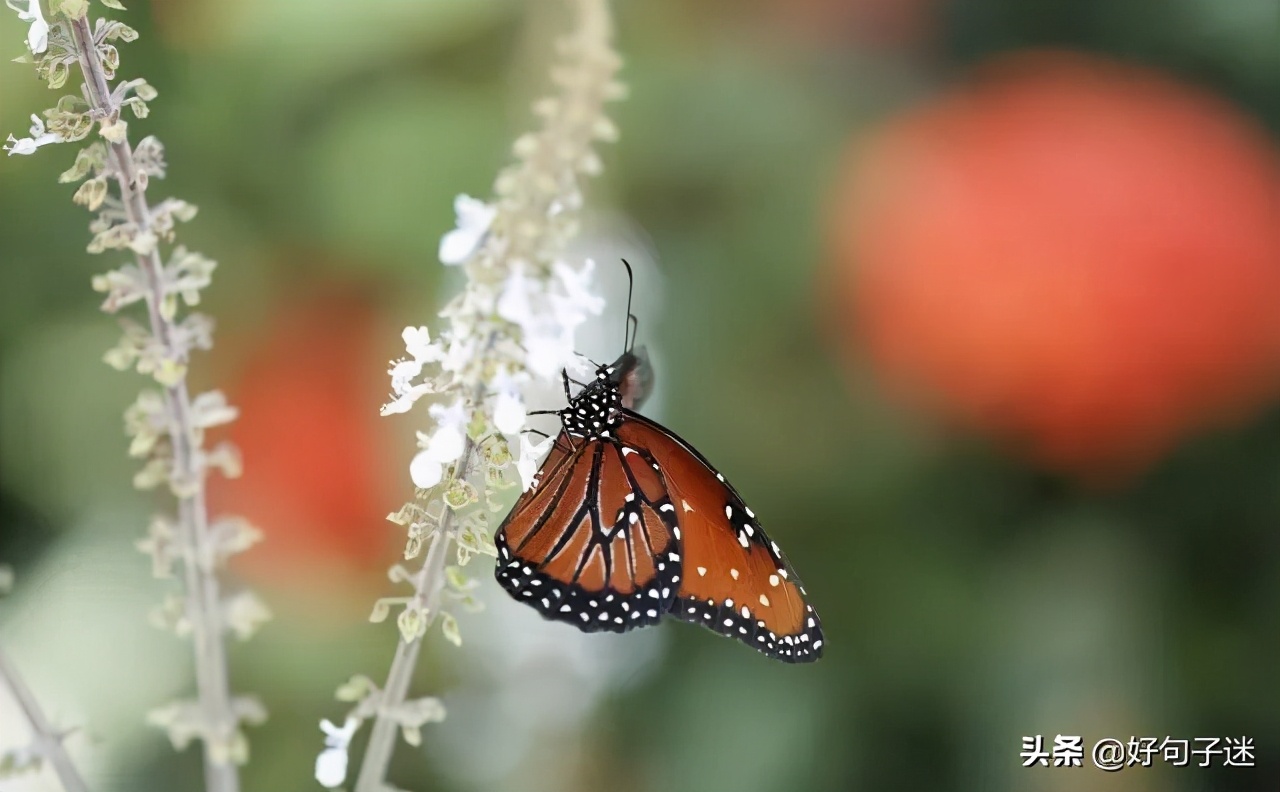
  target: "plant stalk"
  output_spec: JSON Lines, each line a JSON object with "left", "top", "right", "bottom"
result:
{"left": 69, "top": 18, "right": 239, "bottom": 792}
{"left": 353, "top": 438, "right": 476, "bottom": 792}
{"left": 0, "top": 644, "right": 91, "bottom": 792}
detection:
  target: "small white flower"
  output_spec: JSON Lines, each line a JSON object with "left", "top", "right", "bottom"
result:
{"left": 427, "top": 400, "right": 468, "bottom": 457}
{"left": 553, "top": 258, "right": 606, "bottom": 318}
{"left": 517, "top": 433, "right": 555, "bottom": 492}
{"left": 3, "top": 113, "right": 61, "bottom": 157}
{"left": 402, "top": 326, "right": 440, "bottom": 362}
{"left": 524, "top": 328, "right": 576, "bottom": 379}
{"left": 496, "top": 259, "right": 604, "bottom": 379}
{"left": 381, "top": 326, "right": 445, "bottom": 415}
{"left": 491, "top": 371, "right": 529, "bottom": 435}
{"left": 408, "top": 399, "right": 471, "bottom": 488}
{"left": 493, "top": 390, "right": 526, "bottom": 436}
{"left": 381, "top": 382, "right": 434, "bottom": 416}
{"left": 496, "top": 261, "right": 535, "bottom": 326}
{"left": 422, "top": 422, "right": 465, "bottom": 467}
{"left": 439, "top": 194, "right": 496, "bottom": 265}
{"left": 438, "top": 331, "right": 478, "bottom": 375}
{"left": 315, "top": 717, "right": 360, "bottom": 788}
{"left": 7, "top": 0, "right": 48, "bottom": 55}
{"left": 409, "top": 450, "right": 445, "bottom": 489}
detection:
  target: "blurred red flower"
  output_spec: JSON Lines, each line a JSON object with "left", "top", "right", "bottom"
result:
{"left": 828, "top": 51, "right": 1280, "bottom": 477}
{"left": 208, "top": 286, "right": 401, "bottom": 597}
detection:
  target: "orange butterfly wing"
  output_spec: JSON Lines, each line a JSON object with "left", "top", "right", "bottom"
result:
{"left": 494, "top": 434, "right": 681, "bottom": 632}
{"left": 616, "top": 413, "right": 824, "bottom": 662}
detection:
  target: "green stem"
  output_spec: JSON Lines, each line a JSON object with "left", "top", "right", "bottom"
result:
{"left": 353, "top": 439, "right": 474, "bottom": 792}
{"left": 69, "top": 16, "right": 240, "bottom": 792}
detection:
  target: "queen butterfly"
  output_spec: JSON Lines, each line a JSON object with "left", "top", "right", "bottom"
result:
{"left": 494, "top": 287, "right": 824, "bottom": 662}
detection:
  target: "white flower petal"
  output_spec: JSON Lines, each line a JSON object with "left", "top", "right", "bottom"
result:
{"left": 424, "top": 423, "right": 465, "bottom": 465}
{"left": 402, "top": 326, "right": 442, "bottom": 362}
{"left": 427, "top": 398, "right": 469, "bottom": 430}
{"left": 554, "top": 258, "right": 606, "bottom": 317}
{"left": 388, "top": 358, "right": 425, "bottom": 395}
{"left": 320, "top": 717, "right": 360, "bottom": 746}
{"left": 380, "top": 382, "right": 434, "bottom": 416}
{"left": 517, "top": 434, "right": 555, "bottom": 492}
{"left": 525, "top": 329, "right": 575, "bottom": 379}
{"left": 439, "top": 333, "right": 478, "bottom": 374}
{"left": 439, "top": 228, "right": 477, "bottom": 265}
{"left": 26, "top": 16, "right": 46, "bottom": 55}
{"left": 12, "top": 1, "right": 48, "bottom": 55}
{"left": 496, "top": 263, "right": 535, "bottom": 325}
{"left": 5, "top": 115, "right": 62, "bottom": 157}
{"left": 3, "top": 134, "right": 37, "bottom": 156}
{"left": 409, "top": 451, "right": 444, "bottom": 489}
{"left": 493, "top": 390, "right": 526, "bottom": 435}
{"left": 315, "top": 748, "right": 349, "bottom": 787}
{"left": 439, "top": 195, "right": 496, "bottom": 265}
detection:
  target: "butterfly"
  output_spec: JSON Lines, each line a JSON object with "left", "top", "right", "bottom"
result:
{"left": 493, "top": 281, "right": 823, "bottom": 662}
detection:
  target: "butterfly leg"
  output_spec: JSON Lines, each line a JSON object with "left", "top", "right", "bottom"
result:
{"left": 523, "top": 426, "right": 574, "bottom": 454}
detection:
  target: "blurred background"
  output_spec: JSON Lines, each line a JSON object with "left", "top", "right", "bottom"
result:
{"left": 1, "top": 0, "right": 1278, "bottom": 791}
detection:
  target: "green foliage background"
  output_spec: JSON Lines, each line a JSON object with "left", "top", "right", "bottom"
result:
{"left": 0, "top": 1, "right": 1276, "bottom": 791}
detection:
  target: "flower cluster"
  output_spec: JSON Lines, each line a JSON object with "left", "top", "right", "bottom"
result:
{"left": 323, "top": 1, "right": 624, "bottom": 788}
{"left": 5, "top": 0, "right": 264, "bottom": 784}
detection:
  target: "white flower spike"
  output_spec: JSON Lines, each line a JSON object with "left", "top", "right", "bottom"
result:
{"left": 354, "top": 0, "right": 622, "bottom": 780}
{"left": 438, "top": 194, "right": 497, "bottom": 265}
{"left": 3, "top": 113, "right": 61, "bottom": 157}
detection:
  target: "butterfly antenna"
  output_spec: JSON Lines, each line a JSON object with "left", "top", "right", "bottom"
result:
{"left": 621, "top": 258, "right": 637, "bottom": 351}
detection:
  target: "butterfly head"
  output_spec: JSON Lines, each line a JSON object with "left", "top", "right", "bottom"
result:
{"left": 607, "top": 347, "right": 653, "bottom": 410}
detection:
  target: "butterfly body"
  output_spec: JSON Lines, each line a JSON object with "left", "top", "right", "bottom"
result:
{"left": 495, "top": 352, "right": 824, "bottom": 663}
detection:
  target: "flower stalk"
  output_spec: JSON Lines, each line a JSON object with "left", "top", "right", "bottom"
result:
{"left": 5, "top": 2, "right": 267, "bottom": 789}
{"left": 322, "top": 1, "right": 625, "bottom": 788}
{"left": 66, "top": 15, "right": 250, "bottom": 789}
{"left": 0, "top": 643, "right": 90, "bottom": 792}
